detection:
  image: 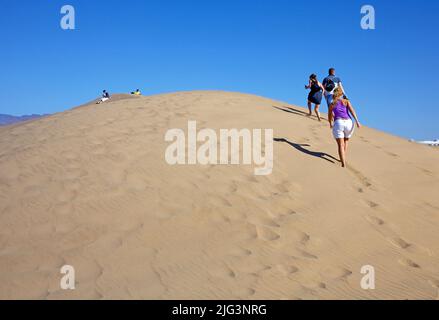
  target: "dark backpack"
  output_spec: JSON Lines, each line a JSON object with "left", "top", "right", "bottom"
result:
{"left": 324, "top": 77, "right": 336, "bottom": 92}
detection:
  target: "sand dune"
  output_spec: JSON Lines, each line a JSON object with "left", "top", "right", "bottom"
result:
{"left": 0, "top": 91, "right": 438, "bottom": 299}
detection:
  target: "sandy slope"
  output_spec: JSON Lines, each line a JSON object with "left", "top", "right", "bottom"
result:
{"left": 0, "top": 91, "right": 438, "bottom": 300}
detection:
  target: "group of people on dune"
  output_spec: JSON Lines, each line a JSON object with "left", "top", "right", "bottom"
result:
{"left": 96, "top": 89, "right": 142, "bottom": 104}
{"left": 305, "top": 68, "right": 361, "bottom": 168}
{"left": 96, "top": 70, "right": 359, "bottom": 169}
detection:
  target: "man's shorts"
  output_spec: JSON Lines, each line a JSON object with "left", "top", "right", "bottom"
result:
{"left": 325, "top": 94, "right": 333, "bottom": 108}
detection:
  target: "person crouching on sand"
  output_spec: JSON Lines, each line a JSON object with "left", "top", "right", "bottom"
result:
{"left": 97, "top": 90, "right": 111, "bottom": 104}
{"left": 328, "top": 87, "right": 361, "bottom": 167}
{"left": 305, "top": 74, "right": 324, "bottom": 121}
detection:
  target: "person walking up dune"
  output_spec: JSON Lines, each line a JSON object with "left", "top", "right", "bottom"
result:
{"left": 323, "top": 68, "right": 345, "bottom": 109}
{"left": 305, "top": 74, "right": 324, "bottom": 121}
{"left": 328, "top": 87, "right": 361, "bottom": 167}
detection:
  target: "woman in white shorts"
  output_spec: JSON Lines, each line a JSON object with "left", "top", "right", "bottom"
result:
{"left": 328, "top": 88, "right": 361, "bottom": 167}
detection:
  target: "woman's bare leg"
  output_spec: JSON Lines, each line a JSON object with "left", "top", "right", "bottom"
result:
{"left": 307, "top": 101, "right": 312, "bottom": 116}
{"left": 344, "top": 138, "right": 349, "bottom": 165}
{"left": 336, "top": 138, "right": 346, "bottom": 167}
{"left": 344, "top": 138, "right": 349, "bottom": 152}
{"left": 314, "top": 104, "right": 321, "bottom": 121}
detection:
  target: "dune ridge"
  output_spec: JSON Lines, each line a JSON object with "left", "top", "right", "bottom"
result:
{"left": 0, "top": 91, "right": 438, "bottom": 299}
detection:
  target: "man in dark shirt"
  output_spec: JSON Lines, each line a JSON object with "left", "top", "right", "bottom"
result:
{"left": 322, "top": 68, "right": 345, "bottom": 108}
{"left": 103, "top": 90, "right": 110, "bottom": 99}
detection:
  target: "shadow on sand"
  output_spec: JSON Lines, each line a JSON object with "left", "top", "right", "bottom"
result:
{"left": 274, "top": 138, "right": 339, "bottom": 164}
{"left": 273, "top": 105, "right": 327, "bottom": 121}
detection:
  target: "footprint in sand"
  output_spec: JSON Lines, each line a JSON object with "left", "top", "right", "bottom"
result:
{"left": 227, "top": 180, "right": 239, "bottom": 194}
{"left": 285, "top": 209, "right": 298, "bottom": 216}
{"left": 302, "top": 281, "right": 327, "bottom": 291}
{"left": 209, "top": 265, "right": 236, "bottom": 279}
{"left": 324, "top": 266, "right": 353, "bottom": 280}
{"left": 210, "top": 196, "right": 233, "bottom": 208}
{"left": 245, "top": 175, "right": 259, "bottom": 183}
{"left": 236, "top": 288, "right": 256, "bottom": 298}
{"left": 417, "top": 167, "right": 434, "bottom": 177}
{"left": 58, "top": 225, "right": 102, "bottom": 250}
{"left": 387, "top": 152, "right": 399, "bottom": 158}
{"left": 288, "top": 229, "right": 311, "bottom": 246}
{"left": 425, "top": 202, "right": 439, "bottom": 211}
{"left": 429, "top": 279, "right": 439, "bottom": 289}
{"left": 268, "top": 209, "right": 298, "bottom": 220}
{"left": 317, "top": 282, "right": 327, "bottom": 289}
{"left": 388, "top": 237, "right": 433, "bottom": 256}
{"left": 276, "top": 264, "right": 299, "bottom": 275}
{"left": 365, "top": 215, "right": 385, "bottom": 226}
{"left": 387, "top": 237, "right": 411, "bottom": 250}
{"left": 299, "top": 232, "right": 311, "bottom": 246}
{"left": 297, "top": 249, "right": 318, "bottom": 260}
{"left": 247, "top": 215, "right": 280, "bottom": 228}
{"left": 364, "top": 200, "right": 379, "bottom": 209}
{"left": 309, "top": 129, "right": 317, "bottom": 137}
{"left": 107, "top": 152, "right": 129, "bottom": 164}
{"left": 233, "top": 259, "right": 271, "bottom": 275}
{"left": 274, "top": 183, "right": 289, "bottom": 194}
{"left": 255, "top": 225, "right": 281, "bottom": 241}
{"left": 365, "top": 212, "right": 434, "bottom": 261}
{"left": 228, "top": 247, "right": 252, "bottom": 258}
{"left": 428, "top": 279, "right": 439, "bottom": 300}
{"left": 238, "top": 223, "right": 259, "bottom": 241}
{"left": 347, "top": 165, "right": 372, "bottom": 188}
{"left": 398, "top": 258, "right": 421, "bottom": 269}
{"left": 210, "top": 212, "right": 231, "bottom": 224}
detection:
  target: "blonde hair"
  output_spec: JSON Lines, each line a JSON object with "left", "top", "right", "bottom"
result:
{"left": 332, "top": 87, "right": 344, "bottom": 102}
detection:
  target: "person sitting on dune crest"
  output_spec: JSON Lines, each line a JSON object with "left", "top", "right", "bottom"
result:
{"left": 328, "top": 87, "right": 361, "bottom": 168}
{"left": 97, "top": 90, "right": 111, "bottom": 104}
{"left": 131, "top": 89, "right": 141, "bottom": 96}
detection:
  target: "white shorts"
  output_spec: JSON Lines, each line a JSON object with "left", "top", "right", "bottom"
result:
{"left": 333, "top": 119, "right": 354, "bottom": 139}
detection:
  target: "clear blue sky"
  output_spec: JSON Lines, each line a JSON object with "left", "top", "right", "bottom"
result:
{"left": 1, "top": 0, "right": 438, "bottom": 139}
